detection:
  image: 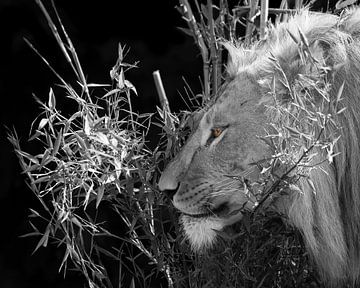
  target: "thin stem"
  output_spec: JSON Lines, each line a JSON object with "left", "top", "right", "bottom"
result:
{"left": 234, "top": 6, "right": 297, "bottom": 16}
{"left": 260, "top": 0, "right": 269, "bottom": 40}
{"left": 153, "top": 70, "right": 174, "bottom": 130}
{"left": 245, "top": 0, "right": 259, "bottom": 45}
{"left": 208, "top": 0, "right": 218, "bottom": 97}
{"left": 179, "top": 0, "right": 210, "bottom": 100}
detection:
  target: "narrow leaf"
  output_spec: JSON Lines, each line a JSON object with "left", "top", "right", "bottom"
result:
{"left": 38, "top": 118, "right": 49, "bottom": 130}
{"left": 52, "top": 128, "right": 63, "bottom": 157}
{"left": 96, "top": 185, "right": 105, "bottom": 208}
{"left": 74, "top": 133, "right": 87, "bottom": 150}
{"left": 59, "top": 249, "right": 70, "bottom": 272}
{"left": 70, "top": 216, "right": 83, "bottom": 229}
{"left": 287, "top": 29, "right": 299, "bottom": 44}
{"left": 298, "top": 27, "right": 309, "bottom": 48}
{"left": 48, "top": 87, "right": 56, "bottom": 109}
{"left": 336, "top": 81, "right": 345, "bottom": 104}
{"left": 101, "top": 89, "right": 121, "bottom": 98}
{"left": 285, "top": 126, "right": 301, "bottom": 136}
{"left": 124, "top": 79, "right": 138, "bottom": 96}
{"left": 16, "top": 150, "right": 39, "bottom": 165}
{"left": 84, "top": 182, "right": 94, "bottom": 209}
{"left": 40, "top": 149, "right": 51, "bottom": 167}
{"left": 33, "top": 226, "right": 50, "bottom": 254}
{"left": 337, "top": 107, "right": 347, "bottom": 115}
{"left": 32, "top": 175, "right": 51, "bottom": 184}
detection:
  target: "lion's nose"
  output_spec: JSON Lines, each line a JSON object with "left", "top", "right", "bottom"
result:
{"left": 158, "top": 168, "right": 180, "bottom": 197}
{"left": 163, "top": 188, "right": 177, "bottom": 200}
{"left": 160, "top": 181, "right": 179, "bottom": 200}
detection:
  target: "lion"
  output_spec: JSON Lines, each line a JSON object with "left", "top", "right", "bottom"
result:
{"left": 158, "top": 8, "right": 360, "bottom": 287}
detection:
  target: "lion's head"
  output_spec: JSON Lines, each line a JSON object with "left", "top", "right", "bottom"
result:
{"left": 158, "top": 72, "right": 273, "bottom": 248}
{"left": 159, "top": 8, "right": 360, "bottom": 286}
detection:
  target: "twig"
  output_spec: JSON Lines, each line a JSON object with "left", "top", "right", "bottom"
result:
{"left": 35, "top": 0, "right": 92, "bottom": 104}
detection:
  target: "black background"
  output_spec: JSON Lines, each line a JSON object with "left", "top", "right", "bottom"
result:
{"left": 0, "top": 0, "right": 202, "bottom": 287}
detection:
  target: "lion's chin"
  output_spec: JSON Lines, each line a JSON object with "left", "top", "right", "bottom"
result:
{"left": 181, "top": 211, "right": 243, "bottom": 252}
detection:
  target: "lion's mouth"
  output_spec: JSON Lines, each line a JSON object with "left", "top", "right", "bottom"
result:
{"left": 181, "top": 202, "right": 235, "bottom": 219}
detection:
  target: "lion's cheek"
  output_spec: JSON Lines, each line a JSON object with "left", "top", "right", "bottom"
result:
{"left": 228, "top": 191, "right": 258, "bottom": 212}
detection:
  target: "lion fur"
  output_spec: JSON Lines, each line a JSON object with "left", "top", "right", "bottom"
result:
{"left": 225, "top": 8, "right": 360, "bottom": 286}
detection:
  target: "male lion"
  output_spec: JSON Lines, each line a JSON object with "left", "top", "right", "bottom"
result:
{"left": 158, "top": 8, "right": 360, "bottom": 286}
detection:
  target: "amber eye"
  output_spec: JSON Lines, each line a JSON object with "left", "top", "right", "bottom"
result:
{"left": 212, "top": 127, "right": 223, "bottom": 138}
{"left": 206, "top": 126, "right": 227, "bottom": 146}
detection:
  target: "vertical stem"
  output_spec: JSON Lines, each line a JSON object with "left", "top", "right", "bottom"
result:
{"left": 208, "top": 0, "right": 218, "bottom": 98}
{"left": 245, "top": 0, "right": 259, "bottom": 45}
{"left": 179, "top": 0, "right": 210, "bottom": 101}
{"left": 153, "top": 70, "right": 170, "bottom": 112}
{"left": 153, "top": 70, "right": 174, "bottom": 130}
{"left": 218, "top": 0, "right": 226, "bottom": 88}
{"left": 276, "top": 0, "right": 289, "bottom": 25}
{"left": 260, "top": 0, "right": 269, "bottom": 40}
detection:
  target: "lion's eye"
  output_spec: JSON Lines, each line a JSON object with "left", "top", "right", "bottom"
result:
{"left": 206, "top": 126, "right": 227, "bottom": 146}
{"left": 212, "top": 127, "right": 223, "bottom": 138}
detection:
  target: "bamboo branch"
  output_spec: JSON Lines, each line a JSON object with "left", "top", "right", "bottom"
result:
{"left": 234, "top": 6, "right": 297, "bottom": 16}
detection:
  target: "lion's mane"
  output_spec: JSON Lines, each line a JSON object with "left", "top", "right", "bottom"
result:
{"left": 226, "top": 8, "right": 360, "bottom": 286}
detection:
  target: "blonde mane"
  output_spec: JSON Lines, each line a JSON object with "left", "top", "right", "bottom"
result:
{"left": 226, "top": 8, "right": 360, "bottom": 286}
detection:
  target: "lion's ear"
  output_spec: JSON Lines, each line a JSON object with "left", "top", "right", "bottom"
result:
{"left": 223, "top": 42, "right": 241, "bottom": 77}
{"left": 258, "top": 37, "right": 343, "bottom": 98}
{"left": 308, "top": 39, "right": 347, "bottom": 72}
{"left": 222, "top": 42, "right": 253, "bottom": 78}
{"left": 256, "top": 41, "right": 329, "bottom": 105}
{"left": 297, "top": 40, "right": 329, "bottom": 78}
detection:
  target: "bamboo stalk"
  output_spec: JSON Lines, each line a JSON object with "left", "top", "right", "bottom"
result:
{"left": 276, "top": 0, "right": 289, "bottom": 25}
{"left": 208, "top": 0, "right": 218, "bottom": 97}
{"left": 153, "top": 70, "right": 170, "bottom": 112}
{"left": 260, "top": 0, "right": 269, "bottom": 40}
{"left": 217, "top": 0, "right": 226, "bottom": 89}
{"left": 295, "top": 0, "right": 302, "bottom": 10}
{"left": 179, "top": 0, "right": 210, "bottom": 101}
{"left": 245, "top": 0, "right": 259, "bottom": 45}
{"left": 153, "top": 70, "right": 174, "bottom": 130}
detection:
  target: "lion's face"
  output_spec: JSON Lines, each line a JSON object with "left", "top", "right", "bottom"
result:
{"left": 158, "top": 73, "right": 272, "bottom": 250}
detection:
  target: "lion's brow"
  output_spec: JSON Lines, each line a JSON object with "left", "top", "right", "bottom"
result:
{"left": 205, "top": 111, "right": 212, "bottom": 125}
